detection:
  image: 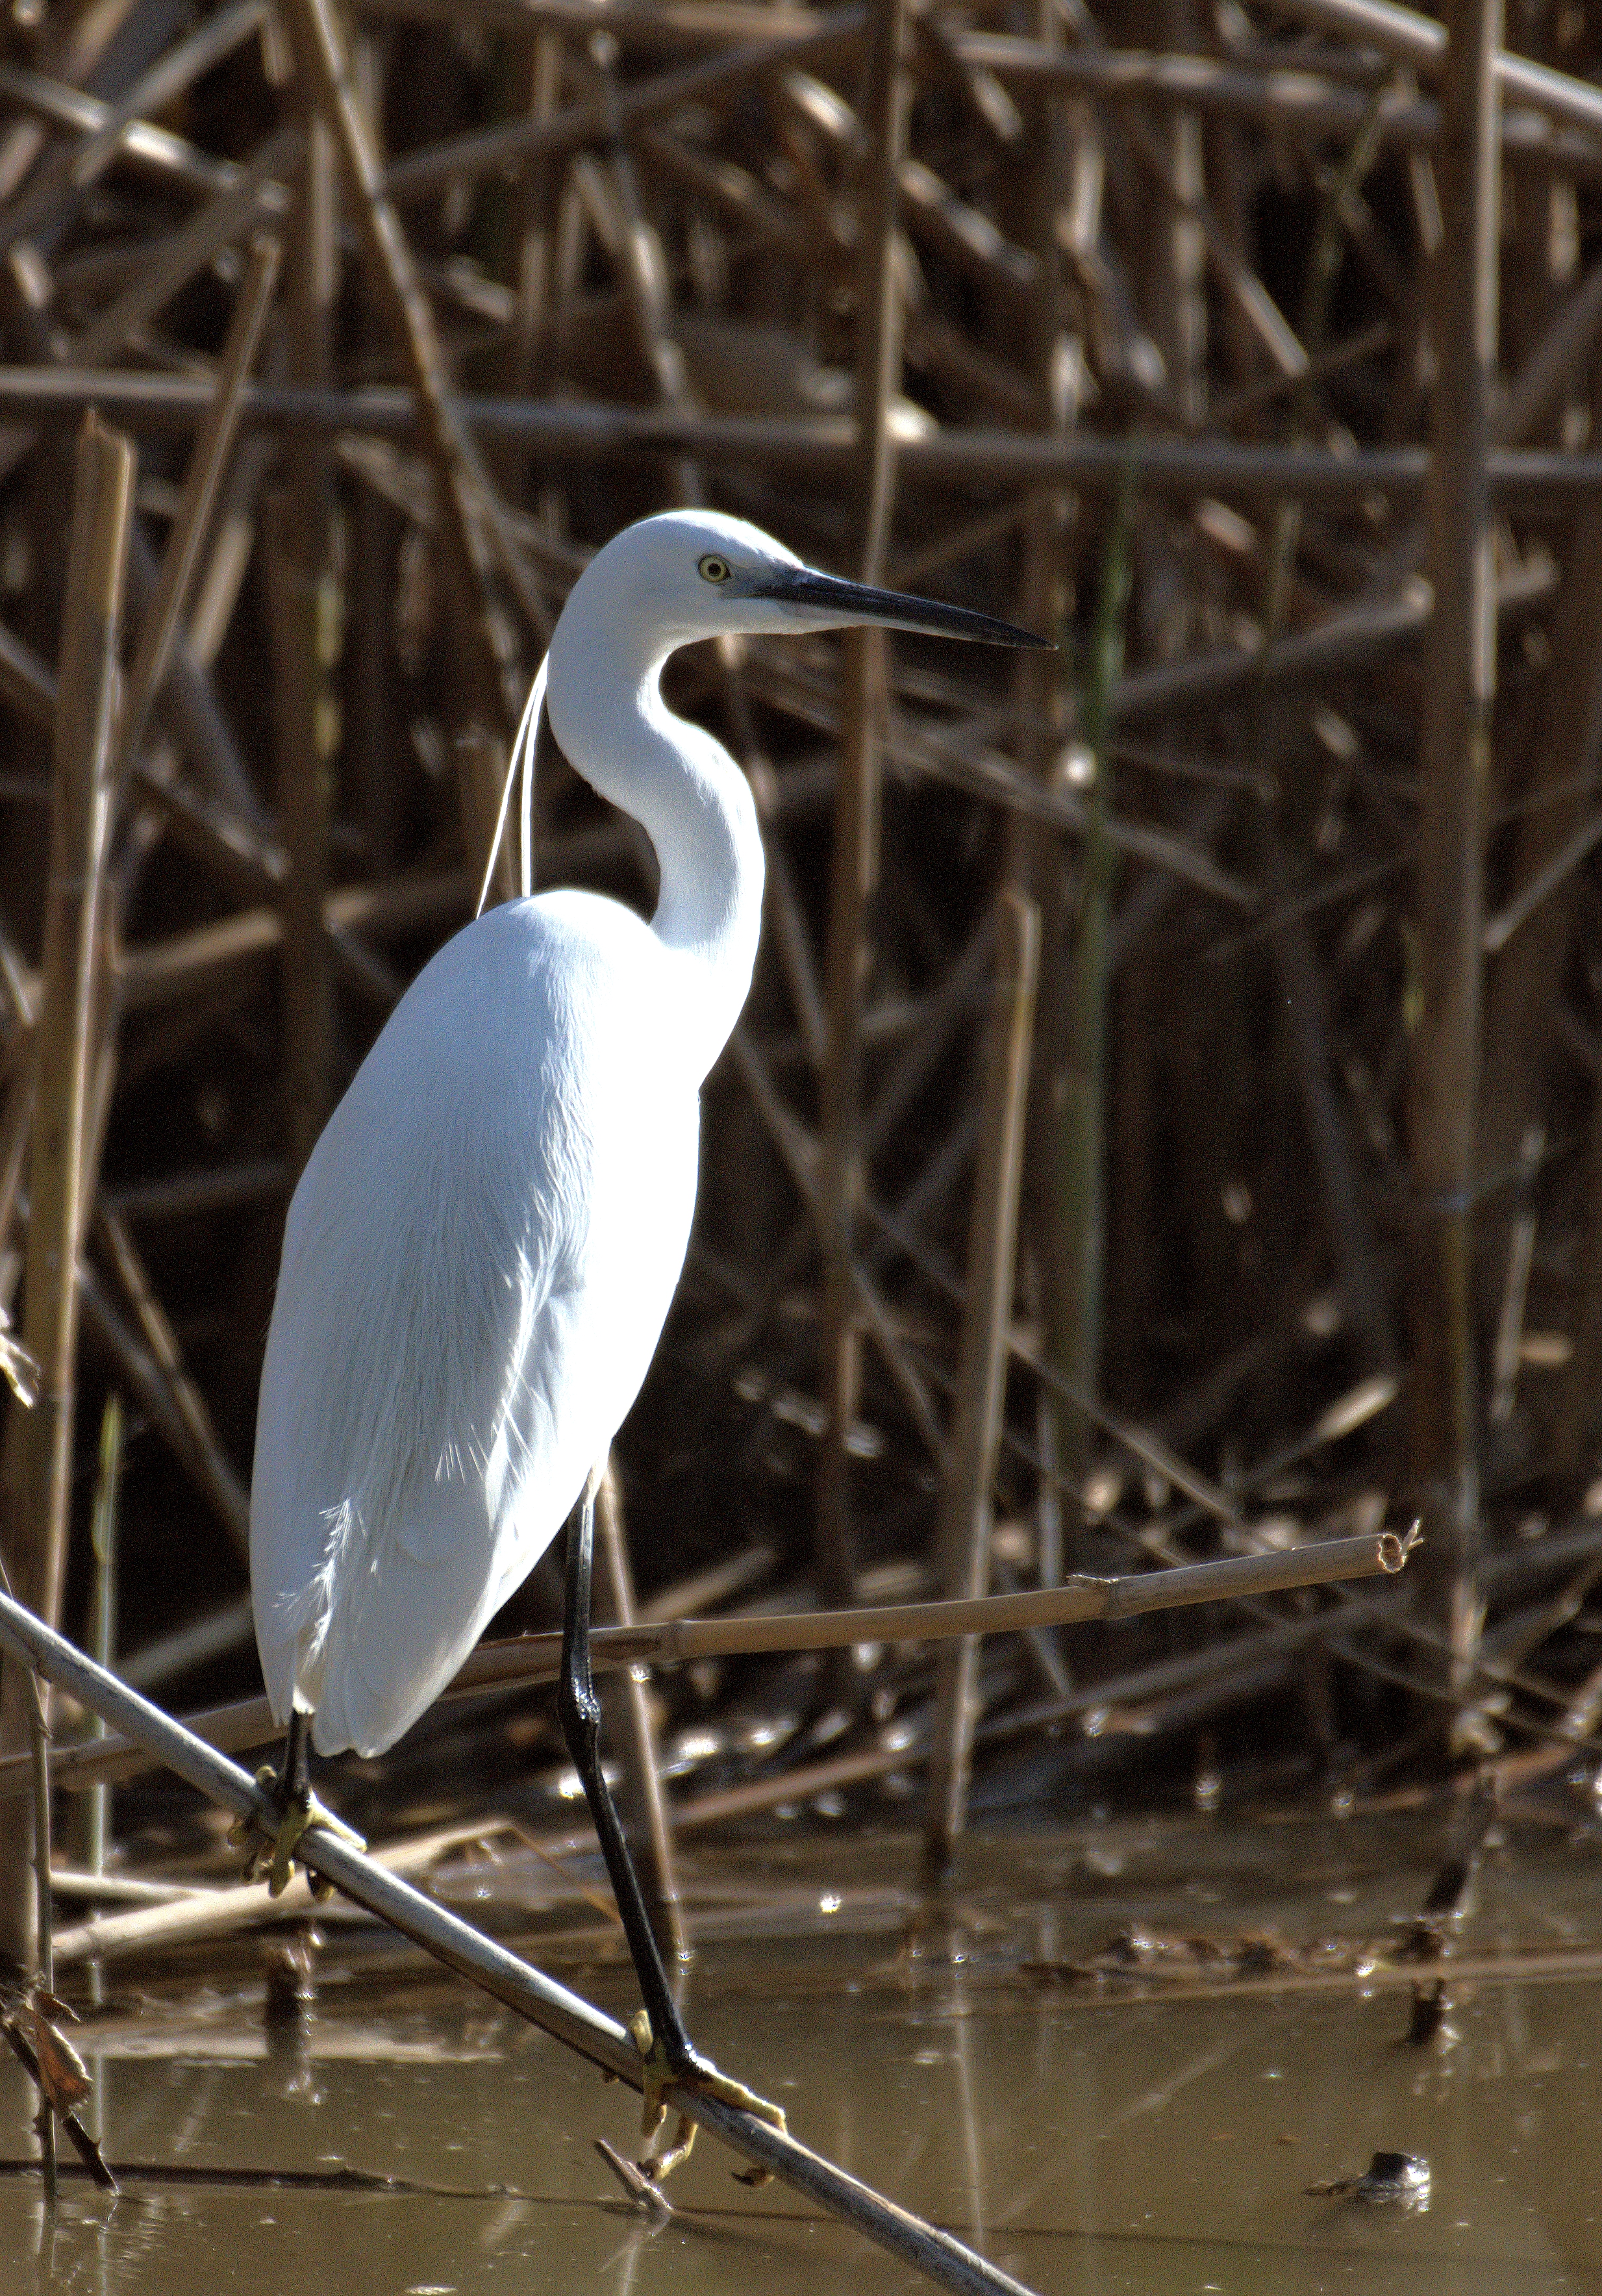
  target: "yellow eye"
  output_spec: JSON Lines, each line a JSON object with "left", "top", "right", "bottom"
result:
{"left": 698, "top": 554, "right": 731, "bottom": 583}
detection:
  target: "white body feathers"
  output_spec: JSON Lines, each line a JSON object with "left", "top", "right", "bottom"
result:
{"left": 251, "top": 894, "right": 704, "bottom": 1755}
{"left": 251, "top": 510, "right": 773, "bottom": 1759}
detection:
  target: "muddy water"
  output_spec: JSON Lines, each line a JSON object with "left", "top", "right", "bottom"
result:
{"left": 5, "top": 1811, "right": 1602, "bottom": 2293}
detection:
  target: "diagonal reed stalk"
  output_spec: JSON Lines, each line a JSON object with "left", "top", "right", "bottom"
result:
{"left": 0, "top": 1576, "right": 1040, "bottom": 2296}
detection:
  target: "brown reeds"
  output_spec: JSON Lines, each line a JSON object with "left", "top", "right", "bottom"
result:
{"left": 1405, "top": 0, "right": 1502, "bottom": 1732}
{"left": 925, "top": 889, "right": 1039, "bottom": 1865}
{"left": 0, "top": 0, "right": 1601, "bottom": 1987}
{"left": 0, "top": 414, "right": 132, "bottom": 1971}
{"left": 817, "top": 0, "right": 912, "bottom": 1617}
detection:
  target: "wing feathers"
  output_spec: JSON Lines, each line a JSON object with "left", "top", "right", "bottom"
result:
{"left": 250, "top": 897, "right": 699, "bottom": 1757}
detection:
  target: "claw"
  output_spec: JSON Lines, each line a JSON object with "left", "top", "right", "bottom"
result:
{"left": 225, "top": 1767, "right": 284, "bottom": 1875}
{"left": 229, "top": 1768, "right": 365, "bottom": 1899}
{"left": 629, "top": 2008, "right": 787, "bottom": 2184}
{"left": 631, "top": 2008, "right": 672, "bottom": 2145}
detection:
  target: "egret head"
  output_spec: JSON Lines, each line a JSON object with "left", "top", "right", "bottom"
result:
{"left": 569, "top": 509, "right": 1052, "bottom": 657}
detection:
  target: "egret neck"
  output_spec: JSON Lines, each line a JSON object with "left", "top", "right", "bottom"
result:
{"left": 545, "top": 614, "right": 765, "bottom": 1083}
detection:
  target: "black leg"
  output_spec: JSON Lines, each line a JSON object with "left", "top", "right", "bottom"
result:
{"left": 557, "top": 1481, "right": 702, "bottom": 2079}
{"left": 280, "top": 1707, "right": 311, "bottom": 1812}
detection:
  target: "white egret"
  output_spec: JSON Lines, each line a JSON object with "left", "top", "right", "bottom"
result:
{"left": 245, "top": 506, "right": 1048, "bottom": 2156}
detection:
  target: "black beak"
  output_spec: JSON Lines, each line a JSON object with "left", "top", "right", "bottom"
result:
{"left": 762, "top": 566, "right": 1053, "bottom": 650}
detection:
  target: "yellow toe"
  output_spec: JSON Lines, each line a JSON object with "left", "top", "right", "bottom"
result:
{"left": 626, "top": 2010, "right": 786, "bottom": 2182}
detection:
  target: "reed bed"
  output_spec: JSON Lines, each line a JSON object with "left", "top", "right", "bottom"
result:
{"left": 2, "top": 0, "right": 1602, "bottom": 1987}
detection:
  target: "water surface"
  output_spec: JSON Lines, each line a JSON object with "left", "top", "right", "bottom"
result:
{"left": 5, "top": 1811, "right": 1600, "bottom": 2293}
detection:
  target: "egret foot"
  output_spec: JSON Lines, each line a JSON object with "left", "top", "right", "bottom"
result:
{"left": 228, "top": 1711, "right": 364, "bottom": 1898}
{"left": 228, "top": 1765, "right": 363, "bottom": 1897}
{"left": 630, "top": 2007, "right": 786, "bottom": 2183}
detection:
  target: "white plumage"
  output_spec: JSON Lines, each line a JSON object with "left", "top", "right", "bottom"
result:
{"left": 249, "top": 505, "right": 1043, "bottom": 1768}
{"left": 251, "top": 893, "right": 702, "bottom": 1754}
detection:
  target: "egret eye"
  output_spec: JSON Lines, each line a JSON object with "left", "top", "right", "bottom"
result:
{"left": 698, "top": 554, "right": 732, "bottom": 584}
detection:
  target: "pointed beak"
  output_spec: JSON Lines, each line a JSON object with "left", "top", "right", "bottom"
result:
{"left": 761, "top": 565, "right": 1053, "bottom": 650}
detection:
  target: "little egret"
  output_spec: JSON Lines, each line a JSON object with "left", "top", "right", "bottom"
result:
{"left": 246, "top": 507, "right": 1048, "bottom": 2159}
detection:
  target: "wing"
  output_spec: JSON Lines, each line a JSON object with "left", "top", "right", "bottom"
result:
{"left": 249, "top": 895, "right": 699, "bottom": 1758}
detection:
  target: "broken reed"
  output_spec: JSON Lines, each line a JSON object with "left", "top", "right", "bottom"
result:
{"left": 0, "top": 1529, "right": 1409, "bottom": 1805}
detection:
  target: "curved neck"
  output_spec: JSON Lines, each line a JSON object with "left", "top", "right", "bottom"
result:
{"left": 545, "top": 621, "right": 765, "bottom": 1079}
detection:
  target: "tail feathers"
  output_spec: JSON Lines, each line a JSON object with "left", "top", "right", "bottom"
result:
{"left": 301, "top": 1493, "right": 501, "bottom": 1760}
{"left": 256, "top": 1497, "right": 358, "bottom": 1730}
{"left": 257, "top": 1463, "right": 550, "bottom": 1760}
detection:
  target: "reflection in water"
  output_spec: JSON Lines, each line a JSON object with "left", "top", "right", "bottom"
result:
{"left": 598, "top": 2212, "right": 653, "bottom": 2296}
{"left": 3, "top": 1813, "right": 1602, "bottom": 2293}
{"left": 262, "top": 1932, "right": 322, "bottom": 2106}
{"left": 947, "top": 1967, "right": 986, "bottom": 2256}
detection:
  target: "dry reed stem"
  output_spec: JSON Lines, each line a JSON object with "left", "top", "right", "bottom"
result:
{"left": 0, "top": 1529, "right": 1408, "bottom": 1805}
{"left": 49, "top": 1819, "right": 519, "bottom": 1967}
{"left": 116, "top": 234, "right": 281, "bottom": 789}
{"left": 276, "top": 112, "right": 338, "bottom": 1174}
{"left": 1405, "top": 0, "right": 1502, "bottom": 1722}
{"left": 92, "top": 1210, "right": 251, "bottom": 1556}
{"left": 1267, "top": 0, "right": 1602, "bottom": 138}
{"left": 1260, "top": 822, "right": 1397, "bottom": 1374}
{"left": 0, "top": 0, "right": 270, "bottom": 264}
{"left": 281, "top": 0, "right": 531, "bottom": 728}
{"left": 21, "top": 366, "right": 1602, "bottom": 498}
{"left": 0, "top": 1582, "right": 1044, "bottom": 2296}
{"left": 925, "top": 891, "right": 1039, "bottom": 1864}
{"left": 816, "top": 0, "right": 911, "bottom": 1615}
{"left": 0, "top": 413, "right": 132, "bottom": 1971}
{"left": 379, "top": 12, "right": 867, "bottom": 205}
